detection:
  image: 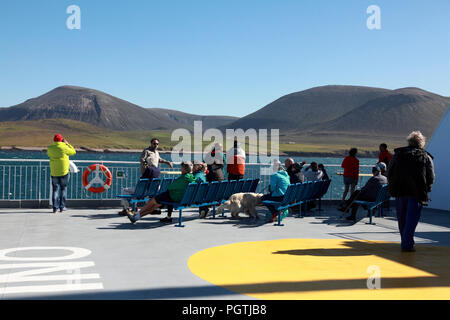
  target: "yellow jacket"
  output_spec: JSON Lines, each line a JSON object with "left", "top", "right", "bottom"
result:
{"left": 47, "top": 142, "right": 76, "bottom": 177}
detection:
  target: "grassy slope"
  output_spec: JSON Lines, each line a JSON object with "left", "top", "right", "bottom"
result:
{"left": 0, "top": 119, "right": 404, "bottom": 155}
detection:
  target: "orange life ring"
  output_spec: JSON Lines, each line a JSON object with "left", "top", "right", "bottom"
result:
{"left": 82, "top": 164, "right": 112, "bottom": 193}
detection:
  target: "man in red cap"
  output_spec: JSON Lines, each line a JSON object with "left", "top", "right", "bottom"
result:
{"left": 47, "top": 134, "right": 76, "bottom": 213}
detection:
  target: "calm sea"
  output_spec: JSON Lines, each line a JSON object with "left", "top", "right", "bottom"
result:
{"left": 0, "top": 150, "right": 378, "bottom": 166}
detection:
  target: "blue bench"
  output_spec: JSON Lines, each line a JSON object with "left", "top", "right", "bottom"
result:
{"left": 353, "top": 184, "right": 390, "bottom": 225}
{"left": 294, "top": 180, "right": 331, "bottom": 218}
{"left": 129, "top": 178, "right": 163, "bottom": 209}
{"left": 116, "top": 177, "right": 177, "bottom": 211}
{"left": 263, "top": 180, "right": 331, "bottom": 225}
{"left": 117, "top": 178, "right": 150, "bottom": 211}
{"left": 158, "top": 178, "right": 260, "bottom": 227}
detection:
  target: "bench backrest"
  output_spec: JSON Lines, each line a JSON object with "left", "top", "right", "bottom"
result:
{"left": 158, "top": 178, "right": 174, "bottom": 195}
{"left": 294, "top": 182, "right": 307, "bottom": 202}
{"left": 375, "top": 184, "right": 389, "bottom": 204}
{"left": 223, "top": 180, "right": 238, "bottom": 200}
{"left": 134, "top": 179, "right": 149, "bottom": 199}
{"left": 281, "top": 184, "right": 297, "bottom": 205}
{"left": 180, "top": 183, "right": 200, "bottom": 206}
{"left": 192, "top": 182, "right": 209, "bottom": 204}
{"left": 204, "top": 181, "right": 220, "bottom": 203}
{"left": 234, "top": 179, "right": 246, "bottom": 193}
{"left": 310, "top": 181, "right": 323, "bottom": 199}
{"left": 214, "top": 181, "right": 229, "bottom": 201}
{"left": 145, "top": 178, "right": 161, "bottom": 197}
{"left": 302, "top": 181, "right": 315, "bottom": 201}
{"left": 319, "top": 179, "right": 331, "bottom": 198}
{"left": 249, "top": 178, "right": 260, "bottom": 193}
{"left": 242, "top": 179, "right": 253, "bottom": 193}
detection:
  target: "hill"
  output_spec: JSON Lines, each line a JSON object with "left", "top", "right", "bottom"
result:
{"left": 223, "top": 85, "right": 450, "bottom": 138}
{"left": 311, "top": 87, "right": 450, "bottom": 138}
{"left": 0, "top": 86, "right": 237, "bottom": 131}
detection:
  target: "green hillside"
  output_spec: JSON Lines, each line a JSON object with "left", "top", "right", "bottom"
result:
{"left": 0, "top": 119, "right": 403, "bottom": 156}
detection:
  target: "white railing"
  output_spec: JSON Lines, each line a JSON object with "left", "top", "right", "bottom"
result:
{"left": 0, "top": 159, "right": 375, "bottom": 201}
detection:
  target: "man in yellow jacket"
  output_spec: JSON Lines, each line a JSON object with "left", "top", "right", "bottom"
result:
{"left": 47, "top": 134, "right": 76, "bottom": 213}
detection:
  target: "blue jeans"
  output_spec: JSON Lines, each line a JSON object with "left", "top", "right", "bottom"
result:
{"left": 51, "top": 174, "right": 69, "bottom": 210}
{"left": 396, "top": 196, "right": 423, "bottom": 250}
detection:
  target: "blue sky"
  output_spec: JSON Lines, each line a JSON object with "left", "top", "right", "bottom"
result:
{"left": 1, "top": 0, "right": 449, "bottom": 117}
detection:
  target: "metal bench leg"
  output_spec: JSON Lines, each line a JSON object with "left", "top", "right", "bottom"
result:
{"left": 317, "top": 198, "right": 323, "bottom": 212}
{"left": 365, "top": 208, "right": 376, "bottom": 225}
{"left": 212, "top": 205, "right": 216, "bottom": 219}
{"left": 297, "top": 203, "right": 303, "bottom": 219}
{"left": 274, "top": 210, "right": 284, "bottom": 227}
{"left": 175, "top": 209, "right": 185, "bottom": 228}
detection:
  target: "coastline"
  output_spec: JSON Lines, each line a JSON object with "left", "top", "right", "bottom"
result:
{"left": 0, "top": 146, "right": 379, "bottom": 158}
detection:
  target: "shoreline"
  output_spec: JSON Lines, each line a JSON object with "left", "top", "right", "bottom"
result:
{"left": 0, "top": 146, "right": 379, "bottom": 158}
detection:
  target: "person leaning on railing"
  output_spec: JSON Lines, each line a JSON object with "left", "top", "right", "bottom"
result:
{"left": 226, "top": 140, "right": 246, "bottom": 181}
{"left": 47, "top": 134, "right": 76, "bottom": 213}
{"left": 340, "top": 148, "right": 359, "bottom": 205}
{"left": 125, "top": 161, "right": 196, "bottom": 224}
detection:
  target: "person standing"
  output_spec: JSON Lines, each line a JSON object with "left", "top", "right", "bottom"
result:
{"left": 204, "top": 143, "right": 226, "bottom": 183}
{"left": 341, "top": 148, "right": 359, "bottom": 204}
{"left": 387, "top": 131, "right": 435, "bottom": 252}
{"left": 140, "top": 138, "right": 173, "bottom": 175}
{"left": 378, "top": 143, "right": 393, "bottom": 167}
{"left": 47, "top": 134, "right": 76, "bottom": 213}
{"left": 226, "top": 140, "right": 246, "bottom": 180}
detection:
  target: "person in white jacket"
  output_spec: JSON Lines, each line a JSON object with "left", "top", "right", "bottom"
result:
{"left": 301, "top": 162, "right": 323, "bottom": 181}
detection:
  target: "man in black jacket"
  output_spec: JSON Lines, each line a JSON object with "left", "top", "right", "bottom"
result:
{"left": 387, "top": 131, "right": 435, "bottom": 252}
{"left": 284, "top": 158, "right": 304, "bottom": 184}
{"left": 338, "top": 166, "right": 387, "bottom": 221}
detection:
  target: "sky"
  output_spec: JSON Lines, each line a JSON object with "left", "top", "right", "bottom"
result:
{"left": 0, "top": 0, "right": 449, "bottom": 117}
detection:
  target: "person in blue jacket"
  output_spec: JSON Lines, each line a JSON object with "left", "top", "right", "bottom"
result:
{"left": 193, "top": 160, "right": 207, "bottom": 183}
{"left": 193, "top": 160, "right": 210, "bottom": 217}
{"left": 262, "top": 160, "right": 291, "bottom": 222}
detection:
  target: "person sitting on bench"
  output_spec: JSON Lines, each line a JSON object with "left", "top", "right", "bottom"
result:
{"left": 262, "top": 160, "right": 291, "bottom": 222}
{"left": 338, "top": 166, "right": 387, "bottom": 221}
{"left": 126, "top": 161, "right": 196, "bottom": 224}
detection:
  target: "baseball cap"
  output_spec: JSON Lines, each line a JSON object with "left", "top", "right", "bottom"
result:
{"left": 376, "top": 162, "right": 387, "bottom": 172}
{"left": 54, "top": 134, "right": 63, "bottom": 142}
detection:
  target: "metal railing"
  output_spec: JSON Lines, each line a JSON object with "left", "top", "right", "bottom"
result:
{"left": 0, "top": 159, "right": 376, "bottom": 202}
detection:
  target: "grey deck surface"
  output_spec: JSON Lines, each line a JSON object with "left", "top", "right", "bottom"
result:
{"left": 0, "top": 204, "right": 449, "bottom": 300}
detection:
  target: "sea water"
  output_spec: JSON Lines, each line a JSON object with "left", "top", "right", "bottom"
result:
{"left": 0, "top": 150, "right": 378, "bottom": 201}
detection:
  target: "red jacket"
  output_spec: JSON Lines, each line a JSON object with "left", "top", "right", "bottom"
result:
{"left": 341, "top": 156, "right": 359, "bottom": 180}
{"left": 379, "top": 150, "right": 393, "bottom": 165}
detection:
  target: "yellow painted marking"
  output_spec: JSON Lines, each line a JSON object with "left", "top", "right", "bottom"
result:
{"left": 336, "top": 172, "right": 373, "bottom": 177}
{"left": 188, "top": 239, "right": 450, "bottom": 300}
